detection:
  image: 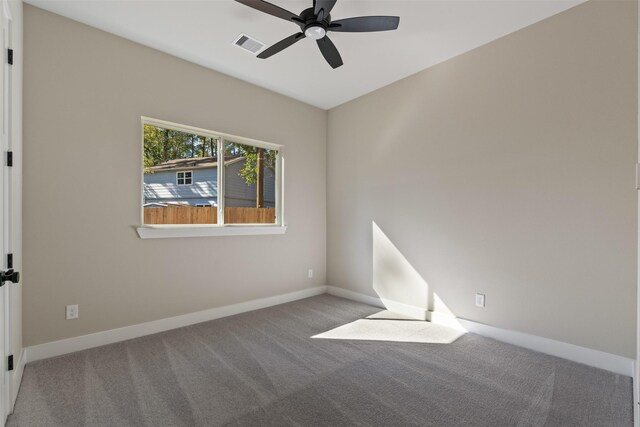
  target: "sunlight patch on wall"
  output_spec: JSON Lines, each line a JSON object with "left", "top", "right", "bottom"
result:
{"left": 372, "top": 221, "right": 465, "bottom": 331}
{"left": 373, "top": 221, "right": 429, "bottom": 318}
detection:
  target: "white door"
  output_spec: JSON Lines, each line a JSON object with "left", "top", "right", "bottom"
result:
{"left": 0, "top": 1, "right": 7, "bottom": 422}
{"left": 0, "top": 0, "right": 15, "bottom": 423}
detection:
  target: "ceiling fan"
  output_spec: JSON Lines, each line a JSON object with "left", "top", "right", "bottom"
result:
{"left": 234, "top": 0, "right": 400, "bottom": 69}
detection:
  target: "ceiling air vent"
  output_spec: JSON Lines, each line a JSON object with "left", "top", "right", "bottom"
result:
{"left": 233, "top": 33, "right": 265, "bottom": 55}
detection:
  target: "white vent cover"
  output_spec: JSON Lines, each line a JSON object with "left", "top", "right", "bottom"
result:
{"left": 233, "top": 33, "right": 265, "bottom": 54}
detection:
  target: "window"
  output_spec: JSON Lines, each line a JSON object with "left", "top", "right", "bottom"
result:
{"left": 176, "top": 171, "right": 192, "bottom": 186}
{"left": 140, "top": 117, "right": 284, "bottom": 237}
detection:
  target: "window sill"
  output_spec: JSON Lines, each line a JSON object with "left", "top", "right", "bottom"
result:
{"left": 136, "top": 225, "right": 287, "bottom": 239}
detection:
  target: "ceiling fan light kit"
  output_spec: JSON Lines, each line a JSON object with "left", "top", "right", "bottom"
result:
{"left": 235, "top": 0, "right": 400, "bottom": 69}
{"left": 305, "top": 25, "right": 326, "bottom": 40}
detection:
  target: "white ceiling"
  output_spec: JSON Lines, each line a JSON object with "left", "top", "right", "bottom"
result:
{"left": 25, "top": 0, "right": 585, "bottom": 109}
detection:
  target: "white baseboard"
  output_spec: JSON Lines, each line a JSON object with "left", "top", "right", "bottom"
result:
{"left": 380, "top": 298, "right": 429, "bottom": 320}
{"left": 23, "top": 285, "right": 634, "bottom": 378}
{"left": 25, "top": 286, "right": 328, "bottom": 363}
{"left": 457, "top": 318, "right": 633, "bottom": 377}
{"left": 9, "top": 348, "right": 24, "bottom": 414}
{"left": 326, "top": 286, "right": 384, "bottom": 308}
{"left": 326, "top": 286, "right": 435, "bottom": 322}
{"left": 328, "top": 286, "right": 634, "bottom": 377}
{"left": 427, "top": 311, "right": 467, "bottom": 331}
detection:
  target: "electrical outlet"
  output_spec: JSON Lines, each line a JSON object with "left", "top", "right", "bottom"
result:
{"left": 475, "top": 293, "right": 485, "bottom": 308}
{"left": 66, "top": 304, "right": 79, "bottom": 320}
{"left": 308, "top": 269, "right": 313, "bottom": 279}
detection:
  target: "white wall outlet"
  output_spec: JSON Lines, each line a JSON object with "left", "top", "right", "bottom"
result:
{"left": 66, "top": 304, "right": 79, "bottom": 320}
{"left": 475, "top": 293, "right": 485, "bottom": 308}
{"left": 308, "top": 269, "right": 313, "bottom": 279}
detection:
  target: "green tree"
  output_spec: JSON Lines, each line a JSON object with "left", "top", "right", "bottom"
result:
{"left": 237, "top": 146, "right": 276, "bottom": 185}
{"left": 233, "top": 144, "right": 277, "bottom": 208}
{"left": 143, "top": 125, "right": 217, "bottom": 173}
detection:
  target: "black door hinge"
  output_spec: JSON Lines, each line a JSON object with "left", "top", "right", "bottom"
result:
{"left": 7, "top": 253, "right": 12, "bottom": 269}
{"left": 7, "top": 49, "right": 12, "bottom": 65}
{"left": 6, "top": 151, "right": 12, "bottom": 167}
{"left": 7, "top": 355, "right": 13, "bottom": 371}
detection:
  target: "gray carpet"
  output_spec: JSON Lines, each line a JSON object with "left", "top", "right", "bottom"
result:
{"left": 8, "top": 294, "right": 632, "bottom": 426}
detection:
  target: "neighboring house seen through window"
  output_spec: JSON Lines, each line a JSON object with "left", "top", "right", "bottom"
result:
{"left": 142, "top": 118, "right": 283, "bottom": 228}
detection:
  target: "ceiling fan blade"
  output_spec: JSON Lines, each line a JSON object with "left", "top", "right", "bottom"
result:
{"left": 329, "top": 16, "right": 400, "bottom": 32}
{"left": 257, "top": 32, "right": 305, "bottom": 59}
{"left": 314, "top": 0, "right": 337, "bottom": 19}
{"left": 234, "top": 0, "right": 300, "bottom": 23}
{"left": 316, "top": 36, "right": 343, "bottom": 69}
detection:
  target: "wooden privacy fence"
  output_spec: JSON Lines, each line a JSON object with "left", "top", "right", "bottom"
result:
{"left": 225, "top": 207, "right": 275, "bottom": 224}
{"left": 144, "top": 206, "right": 275, "bottom": 225}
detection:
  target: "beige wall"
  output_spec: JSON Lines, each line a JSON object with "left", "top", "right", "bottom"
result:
{"left": 23, "top": 5, "right": 327, "bottom": 346}
{"left": 328, "top": 0, "right": 638, "bottom": 358}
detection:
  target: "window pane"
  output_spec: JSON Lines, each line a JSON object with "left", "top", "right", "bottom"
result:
{"left": 223, "top": 141, "right": 277, "bottom": 224}
{"left": 143, "top": 124, "right": 219, "bottom": 224}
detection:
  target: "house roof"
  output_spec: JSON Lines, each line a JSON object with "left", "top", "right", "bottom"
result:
{"left": 147, "top": 156, "right": 244, "bottom": 172}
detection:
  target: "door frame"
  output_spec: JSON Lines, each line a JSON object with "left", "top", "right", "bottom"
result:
{"left": 636, "top": 0, "right": 640, "bottom": 423}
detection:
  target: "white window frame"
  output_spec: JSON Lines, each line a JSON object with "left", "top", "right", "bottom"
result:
{"left": 138, "top": 117, "right": 286, "bottom": 239}
{"left": 176, "top": 171, "right": 193, "bottom": 186}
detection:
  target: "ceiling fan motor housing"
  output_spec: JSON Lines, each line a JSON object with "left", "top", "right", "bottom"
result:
{"left": 299, "top": 7, "right": 330, "bottom": 39}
